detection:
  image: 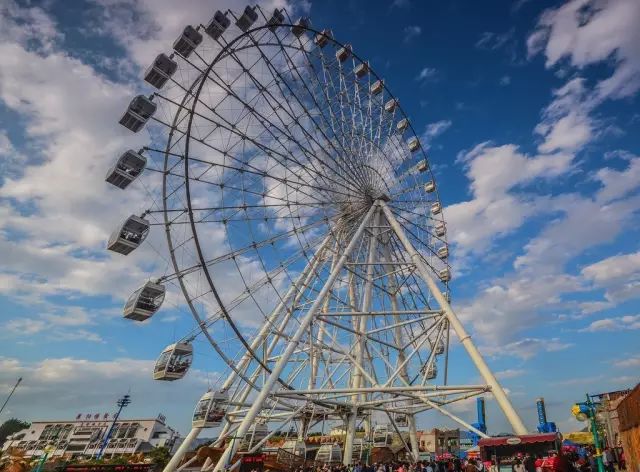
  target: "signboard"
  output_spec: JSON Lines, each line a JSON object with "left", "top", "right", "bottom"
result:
{"left": 563, "top": 432, "right": 594, "bottom": 445}
{"left": 505, "top": 437, "right": 522, "bottom": 445}
{"left": 239, "top": 454, "right": 264, "bottom": 472}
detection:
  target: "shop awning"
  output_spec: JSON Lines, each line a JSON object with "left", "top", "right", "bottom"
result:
{"left": 479, "top": 433, "right": 560, "bottom": 447}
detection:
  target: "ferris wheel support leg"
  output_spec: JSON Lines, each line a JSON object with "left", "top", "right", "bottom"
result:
{"left": 381, "top": 237, "right": 420, "bottom": 462}
{"left": 344, "top": 208, "right": 380, "bottom": 465}
{"left": 211, "top": 205, "right": 379, "bottom": 472}
{"left": 379, "top": 201, "right": 528, "bottom": 435}
{"left": 163, "top": 427, "right": 202, "bottom": 472}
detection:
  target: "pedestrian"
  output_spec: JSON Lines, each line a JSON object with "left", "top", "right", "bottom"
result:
{"left": 513, "top": 459, "right": 525, "bottom": 472}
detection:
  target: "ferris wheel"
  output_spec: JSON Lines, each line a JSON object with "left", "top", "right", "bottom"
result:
{"left": 104, "top": 5, "right": 527, "bottom": 471}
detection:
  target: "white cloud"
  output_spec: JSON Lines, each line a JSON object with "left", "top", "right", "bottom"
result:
{"left": 614, "top": 356, "right": 640, "bottom": 368}
{"left": 528, "top": 0, "right": 640, "bottom": 101}
{"left": 495, "top": 369, "right": 525, "bottom": 379}
{"left": 415, "top": 66, "right": 437, "bottom": 82}
{"left": 499, "top": 76, "right": 511, "bottom": 86}
{"left": 482, "top": 337, "right": 573, "bottom": 360}
{"left": 580, "top": 314, "right": 640, "bottom": 332}
{"left": 403, "top": 25, "right": 422, "bottom": 43}
{"left": 475, "top": 30, "right": 515, "bottom": 51}
{"left": 422, "top": 120, "right": 452, "bottom": 140}
{"left": 0, "top": 356, "right": 215, "bottom": 433}
{"left": 582, "top": 251, "right": 640, "bottom": 302}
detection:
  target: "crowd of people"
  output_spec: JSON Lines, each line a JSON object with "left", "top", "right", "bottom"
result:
{"left": 291, "top": 458, "right": 492, "bottom": 472}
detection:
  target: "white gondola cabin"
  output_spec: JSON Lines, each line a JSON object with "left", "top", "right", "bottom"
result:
{"left": 351, "top": 438, "right": 367, "bottom": 462}
{"left": 397, "top": 118, "right": 409, "bottom": 132}
{"left": 373, "top": 424, "right": 393, "bottom": 447}
{"left": 173, "top": 26, "right": 202, "bottom": 58}
{"left": 384, "top": 98, "right": 398, "bottom": 113}
{"left": 336, "top": 44, "right": 352, "bottom": 62}
{"left": 424, "top": 180, "right": 436, "bottom": 193}
{"left": 435, "top": 222, "right": 446, "bottom": 237}
{"left": 236, "top": 6, "right": 258, "bottom": 32}
{"left": 437, "top": 246, "right": 449, "bottom": 259}
{"left": 105, "top": 149, "right": 146, "bottom": 189}
{"left": 431, "top": 202, "right": 442, "bottom": 215}
{"left": 291, "top": 17, "right": 311, "bottom": 37}
{"left": 239, "top": 423, "right": 269, "bottom": 451}
{"left": 267, "top": 9, "right": 285, "bottom": 31}
{"left": 355, "top": 61, "right": 369, "bottom": 79}
{"left": 416, "top": 159, "right": 428, "bottom": 173}
{"left": 315, "top": 443, "right": 342, "bottom": 463}
{"left": 281, "top": 439, "right": 306, "bottom": 457}
{"left": 439, "top": 268, "right": 451, "bottom": 282}
{"left": 192, "top": 390, "right": 228, "bottom": 428}
{"left": 425, "top": 364, "right": 437, "bottom": 380}
{"left": 442, "top": 291, "right": 451, "bottom": 303}
{"left": 408, "top": 137, "right": 420, "bottom": 152}
{"left": 107, "top": 215, "right": 150, "bottom": 255}
{"left": 119, "top": 95, "right": 157, "bottom": 133}
{"left": 370, "top": 79, "right": 384, "bottom": 95}
{"left": 154, "top": 342, "right": 193, "bottom": 381}
{"left": 205, "top": 11, "right": 231, "bottom": 40}
{"left": 314, "top": 29, "right": 333, "bottom": 48}
{"left": 144, "top": 54, "right": 177, "bottom": 90}
{"left": 394, "top": 412, "right": 409, "bottom": 428}
{"left": 123, "top": 281, "right": 166, "bottom": 321}
{"left": 433, "top": 338, "right": 445, "bottom": 355}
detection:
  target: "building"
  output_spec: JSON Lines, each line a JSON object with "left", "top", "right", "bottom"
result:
{"left": 419, "top": 428, "right": 460, "bottom": 456}
{"left": 1, "top": 413, "right": 180, "bottom": 459}
{"left": 616, "top": 383, "right": 640, "bottom": 472}
{"left": 593, "top": 388, "right": 632, "bottom": 447}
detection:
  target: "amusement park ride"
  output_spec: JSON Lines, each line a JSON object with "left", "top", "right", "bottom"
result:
{"left": 104, "top": 5, "right": 531, "bottom": 472}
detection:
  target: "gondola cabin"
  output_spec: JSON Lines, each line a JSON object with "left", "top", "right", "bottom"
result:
{"left": 437, "top": 246, "right": 449, "bottom": 259}
{"left": 397, "top": 118, "right": 409, "bottom": 132}
{"left": 431, "top": 202, "right": 442, "bottom": 215}
{"left": 355, "top": 62, "right": 369, "bottom": 79}
{"left": 205, "top": 11, "right": 231, "bottom": 40}
{"left": 192, "top": 390, "right": 229, "bottom": 428}
{"left": 119, "top": 95, "right": 157, "bottom": 133}
{"left": 144, "top": 53, "right": 177, "bottom": 89}
{"left": 336, "top": 44, "right": 352, "bottom": 62}
{"left": 439, "top": 268, "right": 451, "bottom": 282}
{"left": 384, "top": 98, "right": 398, "bottom": 113}
{"left": 373, "top": 425, "right": 393, "bottom": 447}
{"left": 281, "top": 439, "right": 306, "bottom": 458}
{"left": 239, "top": 423, "right": 269, "bottom": 451}
{"left": 424, "top": 180, "right": 436, "bottom": 193}
{"left": 314, "top": 29, "right": 332, "bottom": 48}
{"left": 236, "top": 6, "right": 258, "bottom": 32}
{"left": 351, "top": 438, "right": 369, "bottom": 463}
{"left": 291, "top": 17, "right": 311, "bottom": 37}
{"left": 105, "top": 150, "right": 146, "bottom": 189}
{"left": 408, "top": 137, "right": 420, "bottom": 152}
{"left": 315, "top": 443, "right": 342, "bottom": 464}
{"left": 433, "top": 338, "right": 445, "bottom": 355}
{"left": 123, "top": 281, "right": 166, "bottom": 321}
{"left": 394, "top": 412, "right": 409, "bottom": 428}
{"left": 267, "top": 9, "right": 285, "bottom": 31}
{"left": 424, "top": 364, "right": 437, "bottom": 380}
{"left": 435, "top": 222, "right": 446, "bottom": 237}
{"left": 416, "top": 160, "right": 428, "bottom": 173}
{"left": 154, "top": 342, "right": 193, "bottom": 381}
{"left": 107, "top": 215, "right": 150, "bottom": 255}
{"left": 371, "top": 80, "right": 384, "bottom": 95}
{"left": 173, "top": 26, "right": 203, "bottom": 58}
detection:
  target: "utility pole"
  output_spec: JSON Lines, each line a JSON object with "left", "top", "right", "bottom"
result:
{"left": 0, "top": 377, "right": 22, "bottom": 417}
{"left": 96, "top": 394, "right": 131, "bottom": 459}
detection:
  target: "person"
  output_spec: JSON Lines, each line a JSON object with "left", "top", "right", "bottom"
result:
{"left": 465, "top": 459, "right": 477, "bottom": 472}
{"left": 489, "top": 461, "right": 498, "bottom": 472}
{"left": 524, "top": 454, "right": 536, "bottom": 472}
{"left": 513, "top": 459, "right": 525, "bottom": 472}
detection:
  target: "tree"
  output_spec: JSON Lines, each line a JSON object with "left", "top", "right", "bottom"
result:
{"left": 0, "top": 419, "right": 30, "bottom": 447}
{"left": 148, "top": 446, "right": 171, "bottom": 472}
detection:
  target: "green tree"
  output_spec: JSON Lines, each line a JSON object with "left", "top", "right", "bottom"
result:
{"left": 148, "top": 446, "right": 171, "bottom": 472}
{"left": 0, "top": 419, "right": 30, "bottom": 447}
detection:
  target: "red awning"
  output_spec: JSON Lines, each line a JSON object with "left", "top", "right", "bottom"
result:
{"left": 479, "top": 433, "right": 560, "bottom": 447}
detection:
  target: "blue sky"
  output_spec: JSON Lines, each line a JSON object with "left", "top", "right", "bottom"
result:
{"left": 0, "top": 0, "right": 639, "bottom": 436}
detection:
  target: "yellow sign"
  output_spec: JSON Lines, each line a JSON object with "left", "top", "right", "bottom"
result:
{"left": 564, "top": 432, "right": 594, "bottom": 445}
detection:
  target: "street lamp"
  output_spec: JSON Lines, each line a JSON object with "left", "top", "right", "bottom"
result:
{"left": 96, "top": 394, "right": 132, "bottom": 459}
{"left": 571, "top": 394, "right": 605, "bottom": 472}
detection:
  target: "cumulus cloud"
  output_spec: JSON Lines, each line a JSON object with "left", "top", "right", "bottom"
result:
{"left": 481, "top": 338, "right": 573, "bottom": 360}
{"left": 580, "top": 315, "right": 640, "bottom": 332}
